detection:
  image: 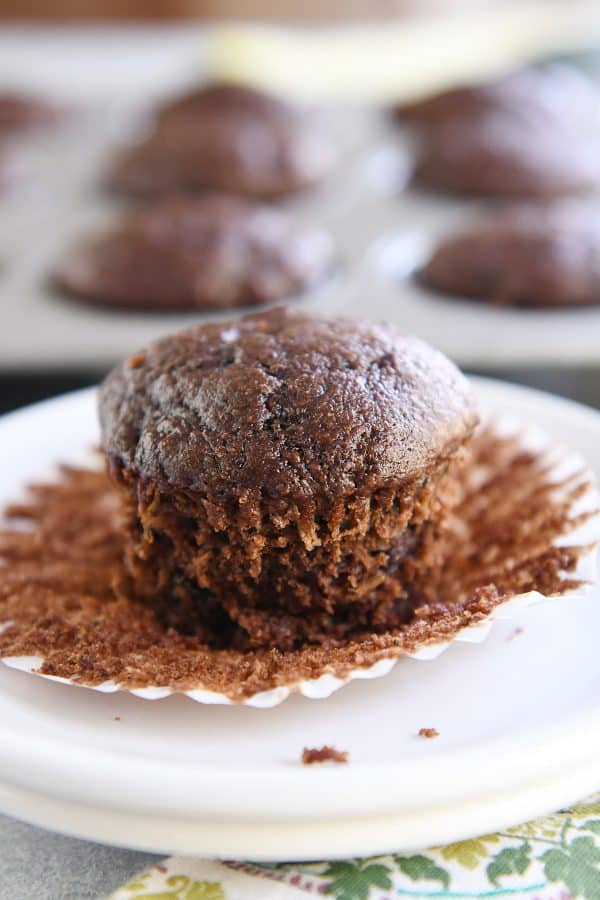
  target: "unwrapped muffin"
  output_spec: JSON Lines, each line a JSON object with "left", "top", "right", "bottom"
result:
{"left": 53, "top": 194, "right": 335, "bottom": 311}
{"left": 107, "top": 83, "right": 336, "bottom": 200}
{"left": 99, "top": 309, "right": 478, "bottom": 651}
{"left": 394, "top": 65, "right": 600, "bottom": 130}
{"left": 413, "top": 114, "right": 599, "bottom": 198}
{"left": 420, "top": 201, "right": 600, "bottom": 308}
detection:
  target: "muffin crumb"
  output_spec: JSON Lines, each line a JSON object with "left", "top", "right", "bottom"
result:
{"left": 418, "top": 727, "right": 439, "bottom": 739}
{"left": 301, "top": 745, "right": 349, "bottom": 765}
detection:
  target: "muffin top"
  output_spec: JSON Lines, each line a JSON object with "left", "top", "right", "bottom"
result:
{"left": 0, "top": 91, "right": 60, "bottom": 134}
{"left": 421, "top": 201, "right": 600, "bottom": 308}
{"left": 108, "top": 83, "right": 335, "bottom": 200}
{"left": 414, "top": 114, "right": 600, "bottom": 198}
{"left": 54, "top": 194, "right": 335, "bottom": 311}
{"left": 155, "top": 82, "right": 302, "bottom": 130}
{"left": 100, "top": 309, "right": 478, "bottom": 499}
{"left": 394, "top": 65, "right": 599, "bottom": 129}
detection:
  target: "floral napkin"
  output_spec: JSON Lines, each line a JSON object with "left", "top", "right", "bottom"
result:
{"left": 108, "top": 793, "right": 600, "bottom": 899}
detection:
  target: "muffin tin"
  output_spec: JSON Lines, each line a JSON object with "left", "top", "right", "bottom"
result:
{"left": 1, "top": 28, "right": 600, "bottom": 370}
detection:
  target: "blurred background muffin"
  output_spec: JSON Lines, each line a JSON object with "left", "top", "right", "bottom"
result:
{"left": 0, "top": 91, "right": 62, "bottom": 135}
{"left": 107, "top": 84, "right": 336, "bottom": 200}
{"left": 393, "top": 64, "right": 600, "bottom": 129}
{"left": 420, "top": 201, "right": 600, "bottom": 308}
{"left": 412, "top": 115, "right": 600, "bottom": 198}
{"left": 53, "top": 194, "right": 335, "bottom": 311}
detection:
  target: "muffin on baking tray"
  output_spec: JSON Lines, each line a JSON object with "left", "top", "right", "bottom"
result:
{"left": 107, "top": 83, "right": 336, "bottom": 200}
{"left": 394, "top": 65, "right": 600, "bottom": 130}
{"left": 53, "top": 194, "right": 335, "bottom": 312}
{"left": 0, "top": 91, "right": 62, "bottom": 135}
{"left": 99, "top": 308, "right": 478, "bottom": 651}
{"left": 420, "top": 201, "right": 600, "bottom": 309}
{"left": 413, "top": 114, "right": 599, "bottom": 199}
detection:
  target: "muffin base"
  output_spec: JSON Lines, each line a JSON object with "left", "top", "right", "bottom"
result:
{"left": 110, "top": 455, "right": 461, "bottom": 651}
{"left": 0, "top": 422, "right": 596, "bottom": 703}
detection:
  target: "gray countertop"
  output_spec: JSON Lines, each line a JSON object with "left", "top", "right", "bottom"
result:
{"left": 0, "top": 814, "right": 159, "bottom": 900}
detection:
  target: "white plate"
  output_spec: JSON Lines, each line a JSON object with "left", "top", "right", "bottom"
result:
{"left": 0, "top": 377, "right": 599, "bottom": 860}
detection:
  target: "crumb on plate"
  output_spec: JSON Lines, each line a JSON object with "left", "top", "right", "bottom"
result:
{"left": 418, "top": 727, "right": 439, "bottom": 739}
{"left": 301, "top": 745, "right": 349, "bottom": 765}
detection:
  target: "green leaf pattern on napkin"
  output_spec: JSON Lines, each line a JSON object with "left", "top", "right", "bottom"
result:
{"left": 394, "top": 854, "right": 450, "bottom": 890}
{"left": 487, "top": 843, "right": 531, "bottom": 885}
{"left": 110, "top": 792, "right": 600, "bottom": 900}
{"left": 321, "top": 860, "right": 393, "bottom": 899}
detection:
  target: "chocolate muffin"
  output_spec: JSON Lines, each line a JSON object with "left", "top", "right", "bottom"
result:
{"left": 99, "top": 308, "right": 478, "bottom": 651}
{"left": 0, "top": 91, "right": 61, "bottom": 135}
{"left": 414, "top": 114, "right": 599, "bottom": 198}
{"left": 394, "top": 65, "right": 599, "bottom": 129}
{"left": 420, "top": 202, "right": 600, "bottom": 308}
{"left": 107, "top": 83, "right": 336, "bottom": 200}
{"left": 53, "top": 194, "right": 335, "bottom": 311}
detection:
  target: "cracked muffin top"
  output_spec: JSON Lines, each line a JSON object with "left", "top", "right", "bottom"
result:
{"left": 99, "top": 308, "right": 478, "bottom": 499}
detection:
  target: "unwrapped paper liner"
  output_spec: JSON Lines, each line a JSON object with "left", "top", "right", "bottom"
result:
{"left": 1, "top": 415, "right": 598, "bottom": 707}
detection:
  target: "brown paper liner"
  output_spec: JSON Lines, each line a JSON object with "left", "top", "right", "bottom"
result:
{"left": 0, "top": 425, "right": 597, "bottom": 703}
